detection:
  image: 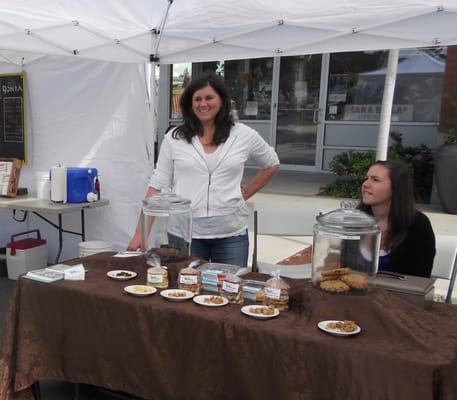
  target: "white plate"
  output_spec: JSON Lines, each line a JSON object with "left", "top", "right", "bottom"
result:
{"left": 193, "top": 295, "right": 228, "bottom": 307}
{"left": 107, "top": 270, "right": 137, "bottom": 281}
{"left": 124, "top": 285, "right": 157, "bottom": 296}
{"left": 241, "top": 305, "right": 280, "bottom": 319}
{"left": 160, "top": 289, "right": 194, "bottom": 301}
{"left": 317, "top": 320, "right": 361, "bottom": 336}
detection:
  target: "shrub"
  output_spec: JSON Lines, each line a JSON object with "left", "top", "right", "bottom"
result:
{"left": 388, "top": 132, "right": 434, "bottom": 203}
{"left": 320, "top": 132, "right": 434, "bottom": 203}
{"left": 320, "top": 150, "right": 375, "bottom": 199}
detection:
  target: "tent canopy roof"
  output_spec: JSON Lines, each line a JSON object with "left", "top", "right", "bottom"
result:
{"left": 1, "top": 0, "right": 457, "bottom": 65}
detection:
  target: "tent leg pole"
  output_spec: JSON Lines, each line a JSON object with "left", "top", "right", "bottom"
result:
{"left": 376, "top": 49, "right": 399, "bottom": 161}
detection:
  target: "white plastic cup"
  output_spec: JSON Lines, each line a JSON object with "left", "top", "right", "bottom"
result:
{"left": 78, "top": 241, "right": 113, "bottom": 258}
{"left": 35, "top": 171, "right": 51, "bottom": 200}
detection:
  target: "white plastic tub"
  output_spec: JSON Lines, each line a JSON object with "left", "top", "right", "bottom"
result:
{"left": 78, "top": 241, "right": 112, "bottom": 258}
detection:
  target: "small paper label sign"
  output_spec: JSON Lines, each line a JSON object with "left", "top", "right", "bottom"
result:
{"left": 64, "top": 264, "right": 85, "bottom": 280}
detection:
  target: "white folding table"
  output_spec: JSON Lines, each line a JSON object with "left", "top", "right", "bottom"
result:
{"left": 0, "top": 196, "right": 109, "bottom": 263}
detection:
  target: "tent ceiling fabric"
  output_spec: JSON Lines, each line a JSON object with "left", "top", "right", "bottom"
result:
{"left": 0, "top": 0, "right": 457, "bottom": 65}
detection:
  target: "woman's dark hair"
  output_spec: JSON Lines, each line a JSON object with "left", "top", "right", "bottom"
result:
{"left": 173, "top": 73, "right": 234, "bottom": 144}
{"left": 358, "top": 160, "right": 416, "bottom": 249}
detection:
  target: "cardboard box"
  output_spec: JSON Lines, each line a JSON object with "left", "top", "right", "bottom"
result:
{"left": 0, "top": 158, "right": 22, "bottom": 197}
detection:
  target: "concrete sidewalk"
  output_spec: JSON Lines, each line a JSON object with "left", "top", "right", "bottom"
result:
{"left": 243, "top": 168, "right": 336, "bottom": 197}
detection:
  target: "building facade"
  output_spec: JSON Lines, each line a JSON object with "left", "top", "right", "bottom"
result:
{"left": 158, "top": 47, "right": 450, "bottom": 172}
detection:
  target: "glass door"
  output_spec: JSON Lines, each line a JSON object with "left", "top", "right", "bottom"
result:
{"left": 275, "top": 55, "right": 323, "bottom": 168}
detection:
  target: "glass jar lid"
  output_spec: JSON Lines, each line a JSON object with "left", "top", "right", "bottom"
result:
{"left": 316, "top": 208, "right": 380, "bottom": 235}
{"left": 142, "top": 191, "right": 191, "bottom": 215}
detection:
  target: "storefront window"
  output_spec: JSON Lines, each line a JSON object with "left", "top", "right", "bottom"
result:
{"left": 326, "top": 49, "right": 445, "bottom": 122}
{"left": 170, "top": 63, "right": 191, "bottom": 119}
{"left": 171, "top": 59, "right": 273, "bottom": 120}
{"left": 224, "top": 58, "right": 273, "bottom": 120}
{"left": 193, "top": 58, "right": 274, "bottom": 120}
{"left": 394, "top": 48, "right": 445, "bottom": 122}
{"left": 326, "top": 51, "right": 387, "bottom": 122}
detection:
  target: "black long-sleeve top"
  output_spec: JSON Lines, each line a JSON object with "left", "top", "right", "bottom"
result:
{"left": 341, "top": 211, "right": 436, "bottom": 278}
{"left": 386, "top": 211, "right": 436, "bottom": 278}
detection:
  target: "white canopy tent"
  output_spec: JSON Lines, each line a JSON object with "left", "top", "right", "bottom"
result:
{"left": 1, "top": 0, "right": 456, "bottom": 64}
{"left": 1, "top": 0, "right": 457, "bottom": 259}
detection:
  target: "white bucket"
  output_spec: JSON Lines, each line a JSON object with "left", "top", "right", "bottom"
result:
{"left": 35, "top": 171, "right": 51, "bottom": 200}
{"left": 78, "top": 241, "right": 112, "bottom": 258}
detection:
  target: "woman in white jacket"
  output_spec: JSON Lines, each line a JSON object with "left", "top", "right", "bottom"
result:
{"left": 128, "top": 73, "right": 279, "bottom": 267}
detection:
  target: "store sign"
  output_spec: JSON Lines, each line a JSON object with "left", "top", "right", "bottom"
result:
{"left": 344, "top": 104, "right": 413, "bottom": 121}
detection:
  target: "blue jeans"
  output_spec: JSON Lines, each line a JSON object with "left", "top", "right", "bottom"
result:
{"left": 191, "top": 231, "right": 249, "bottom": 268}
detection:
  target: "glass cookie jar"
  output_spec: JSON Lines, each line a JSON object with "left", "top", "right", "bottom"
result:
{"left": 312, "top": 208, "right": 380, "bottom": 294}
{"left": 141, "top": 191, "right": 192, "bottom": 263}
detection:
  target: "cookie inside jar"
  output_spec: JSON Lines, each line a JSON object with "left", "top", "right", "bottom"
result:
{"left": 315, "top": 267, "right": 370, "bottom": 294}
{"left": 311, "top": 208, "right": 380, "bottom": 294}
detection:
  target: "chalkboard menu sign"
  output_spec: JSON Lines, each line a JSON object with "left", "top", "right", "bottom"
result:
{"left": 0, "top": 73, "right": 26, "bottom": 162}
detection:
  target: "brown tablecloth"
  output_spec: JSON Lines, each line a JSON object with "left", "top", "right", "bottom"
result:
{"left": 2, "top": 252, "right": 457, "bottom": 400}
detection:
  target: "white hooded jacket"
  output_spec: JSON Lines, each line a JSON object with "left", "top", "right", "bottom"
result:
{"left": 149, "top": 122, "right": 279, "bottom": 219}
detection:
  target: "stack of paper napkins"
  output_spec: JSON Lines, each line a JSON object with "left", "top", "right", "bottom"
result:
{"left": 23, "top": 263, "right": 86, "bottom": 283}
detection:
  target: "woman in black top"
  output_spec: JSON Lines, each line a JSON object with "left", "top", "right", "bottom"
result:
{"left": 358, "top": 160, "right": 436, "bottom": 278}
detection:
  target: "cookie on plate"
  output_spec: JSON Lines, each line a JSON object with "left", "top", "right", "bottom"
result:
{"left": 320, "top": 280, "right": 350, "bottom": 293}
{"left": 341, "top": 273, "right": 369, "bottom": 290}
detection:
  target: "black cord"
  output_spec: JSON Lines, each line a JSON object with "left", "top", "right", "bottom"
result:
{"left": 12, "top": 209, "right": 28, "bottom": 222}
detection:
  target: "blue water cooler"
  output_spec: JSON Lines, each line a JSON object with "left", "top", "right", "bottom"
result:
{"left": 66, "top": 167, "right": 98, "bottom": 203}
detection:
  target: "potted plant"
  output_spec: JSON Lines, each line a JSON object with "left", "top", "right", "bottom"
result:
{"left": 435, "top": 122, "right": 457, "bottom": 214}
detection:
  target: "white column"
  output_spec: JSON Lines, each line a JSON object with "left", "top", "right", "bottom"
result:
{"left": 376, "top": 49, "right": 399, "bottom": 161}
